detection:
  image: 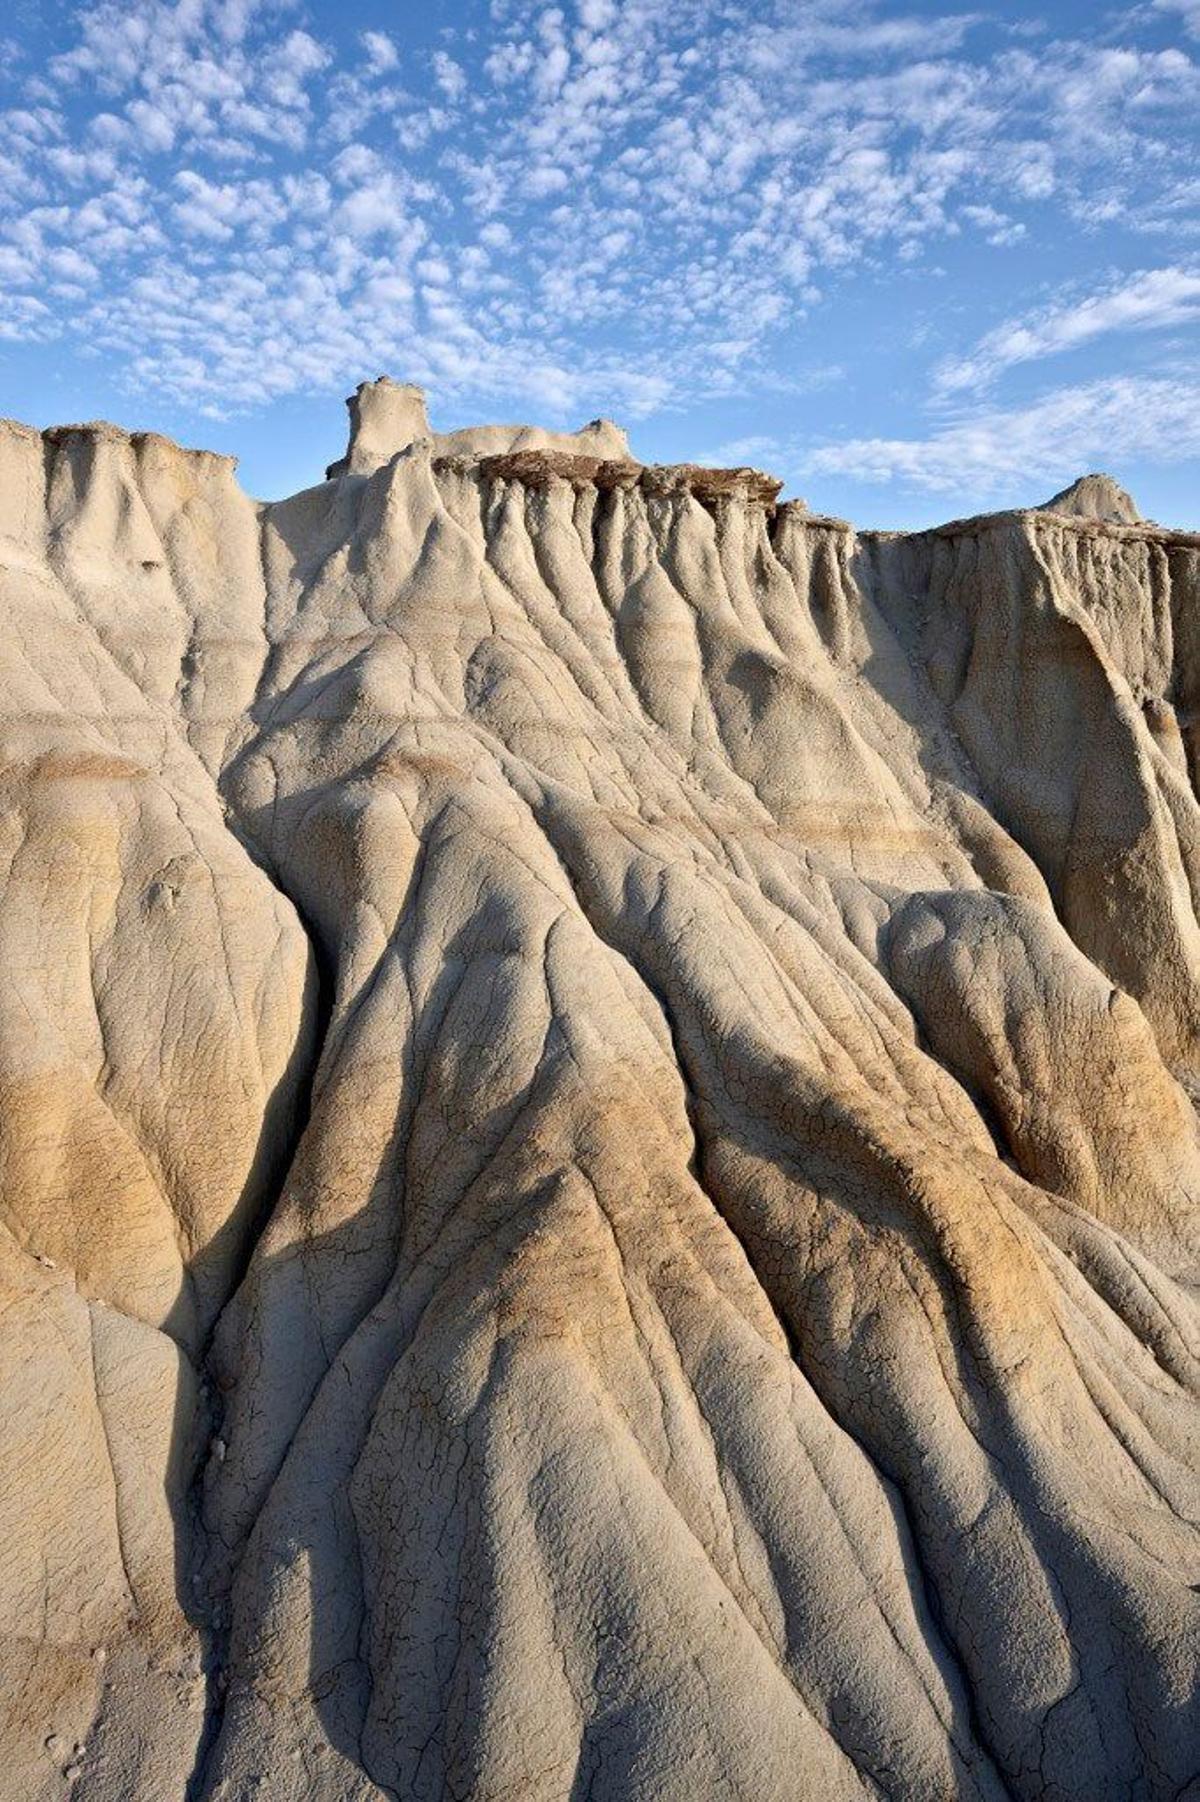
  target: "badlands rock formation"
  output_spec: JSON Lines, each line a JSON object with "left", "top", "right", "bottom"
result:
{"left": 0, "top": 376, "right": 1197, "bottom": 1801}
{"left": 1038, "top": 473, "right": 1144, "bottom": 527}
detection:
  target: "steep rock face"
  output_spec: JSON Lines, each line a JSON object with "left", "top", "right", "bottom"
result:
{"left": 0, "top": 390, "right": 1197, "bottom": 1802}
{"left": 0, "top": 416, "right": 314, "bottom": 1800}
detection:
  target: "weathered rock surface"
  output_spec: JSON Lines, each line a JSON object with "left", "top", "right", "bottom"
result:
{"left": 0, "top": 381, "right": 1197, "bottom": 1801}
{"left": 1038, "top": 471, "right": 1143, "bottom": 525}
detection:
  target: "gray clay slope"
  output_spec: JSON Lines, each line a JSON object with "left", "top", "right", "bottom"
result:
{"left": 0, "top": 379, "right": 1197, "bottom": 1801}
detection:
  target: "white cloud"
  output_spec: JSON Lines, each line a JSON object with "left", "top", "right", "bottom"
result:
{"left": 524, "top": 164, "right": 570, "bottom": 197}
{"left": 697, "top": 432, "right": 782, "bottom": 466}
{"left": 211, "top": 0, "right": 269, "bottom": 46}
{"left": 747, "top": 12, "right": 981, "bottom": 68}
{"left": 578, "top": 0, "right": 617, "bottom": 31}
{"left": 960, "top": 203, "right": 1025, "bottom": 246}
{"left": 328, "top": 143, "right": 427, "bottom": 233}
{"left": 394, "top": 107, "right": 453, "bottom": 152}
{"left": 0, "top": 0, "right": 1197, "bottom": 488}
{"left": 126, "top": 99, "right": 178, "bottom": 153}
{"left": 1155, "top": 0, "right": 1200, "bottom": 37}
{"left": 263, "top": 29, "right": 329, "bottom": 100}
{"left": 938, "top": 265, "right": 1200, "bottom": 392}
{"left": 361, "top": 31, "right": 399, "bottom": 75}
{"left": 172, "top": 169, "right": 285, "bottom": 241}
{"left": 45, "top": 245, "right": 98, "bottom": 283}
{"left": 48, "top": 0, "right": 329, "bottom": 158}
{"left": 534, "top": 41, "right": 571, "bottom": 98}
{"left": 432, "top": 52, "right": 467, "bottom": 102}
{"left": 0, "top": 292, "right": 55, "bottom": 341}
{"left": 805, "top": 374, "right": 1200, "bottom": 496}
{"left": 334, "top": 180, "right": 414, "bottom": 240}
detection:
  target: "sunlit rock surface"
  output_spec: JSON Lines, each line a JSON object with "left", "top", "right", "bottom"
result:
{"left": 0, "top": 382, "right": 1197, "bottom": 1801}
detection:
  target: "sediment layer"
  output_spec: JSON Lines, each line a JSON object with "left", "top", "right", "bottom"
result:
{"left": 1, "top": 380, "right": 1197, "bottom": 1801}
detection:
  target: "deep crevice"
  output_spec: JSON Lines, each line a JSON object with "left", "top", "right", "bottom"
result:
{"left": 182, "top": 875, "right": 334, "bottom": 1802}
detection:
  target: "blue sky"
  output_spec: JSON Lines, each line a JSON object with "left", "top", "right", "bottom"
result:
{"left": 1, "top": 0, "right": 1198, "bottom": 527}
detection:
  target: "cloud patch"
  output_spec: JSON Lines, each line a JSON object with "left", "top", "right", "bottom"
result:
{"left": 806, "top": 373, "right": 1200, "bottom": 496}
{"left": 936, "top": 265, "right": 1200, "bottom": 392}
{"left": 0, "top": 0, "right": 1196, "bottom": 522}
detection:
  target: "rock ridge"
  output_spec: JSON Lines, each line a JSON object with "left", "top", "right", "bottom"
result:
{"left": 0, "top": 382, "right": 1196, "bottom": 1802}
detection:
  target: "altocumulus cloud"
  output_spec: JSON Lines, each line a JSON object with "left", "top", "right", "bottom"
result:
{"left": 0, "top": 0, "right": 1196, "bottom": 516}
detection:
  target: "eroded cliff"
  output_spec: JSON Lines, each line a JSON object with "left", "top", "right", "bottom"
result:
{"left": 1, "top": 379, "right": 1197, "bottom": 1801}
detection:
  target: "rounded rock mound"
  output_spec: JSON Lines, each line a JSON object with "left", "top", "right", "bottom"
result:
{"left": 1038, "top": 472, "right": 1142, "bottom": 524}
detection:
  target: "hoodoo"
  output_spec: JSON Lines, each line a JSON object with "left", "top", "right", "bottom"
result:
{"left": 0, "top": 386, "right": 1197, "bottom": 1801}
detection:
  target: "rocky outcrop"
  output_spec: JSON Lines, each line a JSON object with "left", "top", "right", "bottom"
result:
{"left": 325, "top": 376, "right": 631, "bottom": 480}
{"left": 1038, "top": 472, "right": 1143, "bottom": 524}
{"left": 0, "top": 390, "right": 1196, "bottom": 1801}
